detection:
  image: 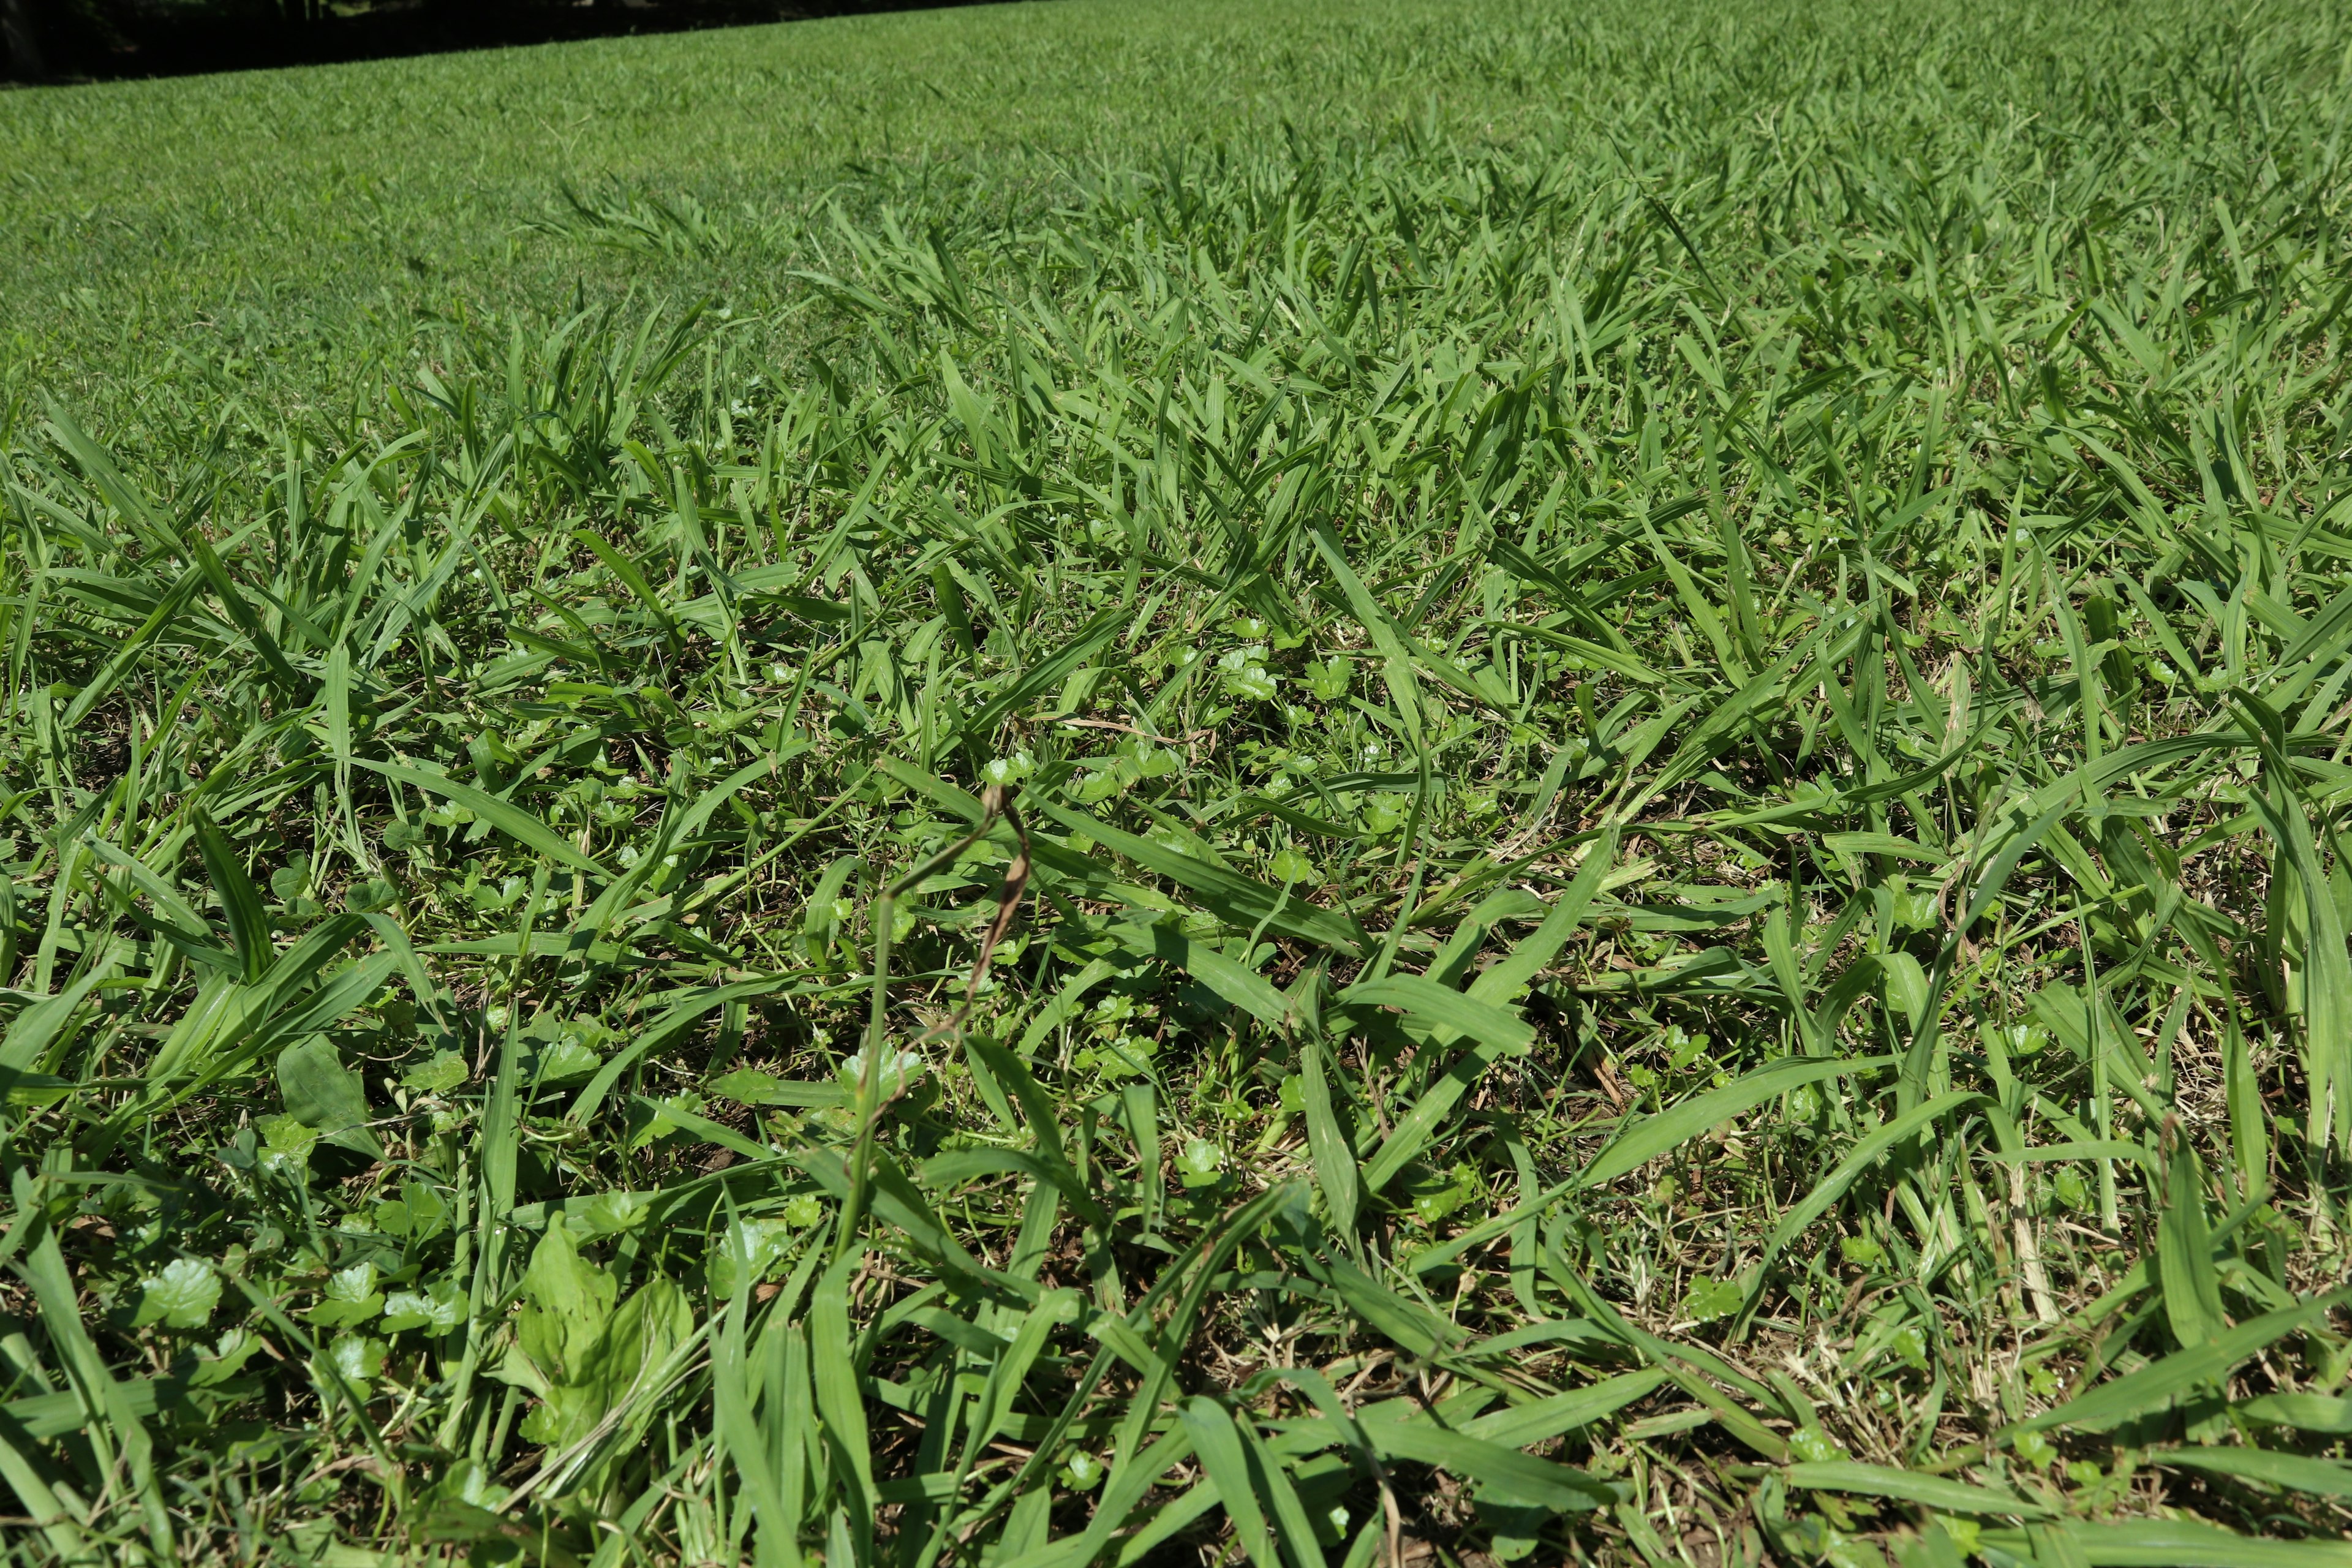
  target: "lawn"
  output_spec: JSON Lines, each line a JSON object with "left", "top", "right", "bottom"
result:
{"left": 6, "top": 0, "right": 2352, "bottom": 1564}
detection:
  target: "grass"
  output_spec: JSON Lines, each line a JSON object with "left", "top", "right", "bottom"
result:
{"left": 0, "top": 0, "right": 1582, "bottom": 420}
{"left": 6, "top": 0, "right": 2352, "bottom": 1563}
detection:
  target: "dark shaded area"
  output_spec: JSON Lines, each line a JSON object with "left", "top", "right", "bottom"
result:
{"left": 2, "top": 0, "right": 1005, "bottom": 84}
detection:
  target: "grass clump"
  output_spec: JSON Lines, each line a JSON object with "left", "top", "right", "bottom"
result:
{"left": 7, "top": 0, "right": 2352, "bottom": 1564}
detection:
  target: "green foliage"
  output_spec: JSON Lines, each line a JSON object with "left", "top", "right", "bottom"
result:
{"left": 4, "top": 0, "right": 2352, "bottom": 1563}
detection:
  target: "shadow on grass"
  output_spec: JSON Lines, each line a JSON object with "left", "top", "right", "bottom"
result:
{"left": 5, "top": 0, "right": 1012, "bottom": 85}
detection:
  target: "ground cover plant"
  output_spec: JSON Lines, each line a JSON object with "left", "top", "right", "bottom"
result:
{"left": 8, "top": 0, "right": 2352, "bottom": 1563}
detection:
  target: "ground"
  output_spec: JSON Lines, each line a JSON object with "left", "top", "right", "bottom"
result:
{"left": 4, "top": 1, "right": 2352, "bottom": 1564}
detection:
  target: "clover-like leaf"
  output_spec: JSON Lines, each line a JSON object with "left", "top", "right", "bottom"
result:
{"left": 134, "top": 1258, "right": 222, "bottom": 1330}
{"left": 323, "top": 1334, "right": 386, "bottom": 1390}
{"left": 309, "top": 1262, "right": 385, "bottom": 1327}
{"left": 403, "top": 1050, "right": 469, "bottom": 1095}
{"left": 1681, "top": 1275, "right": 1746, "bottom": 1324}
{"left": 1303, "top": 657, "right": 1351, "bottom": 702}
{"left": 345, "top": 877, "right": 399, "bottom": 913}
{"left": 189, "top": 1328, "right": 262, "bottom": 1387}
{"left": 1177, "top": 1137, "right": 1223, "bottom": 1189}
{"left": 707, "top": 1216, "right": 796, "bottom": 1299}
{"left": 382, "top": 1278, "right": 465, "bottom": 1335}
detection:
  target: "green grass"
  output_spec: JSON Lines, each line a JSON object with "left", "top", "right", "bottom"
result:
{"left": 0, "top": 0, "right": 1582, "bottom": 423}
{"left": 7, "top": 0, "right": 2352, "bottom": 1564}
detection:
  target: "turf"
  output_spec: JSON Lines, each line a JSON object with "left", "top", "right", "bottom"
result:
{"left": 0, "top": 0, "right": 1575, "bottom": 420}
{"left": 6, "top": 0, "right": 2352, "bottom": 1564}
